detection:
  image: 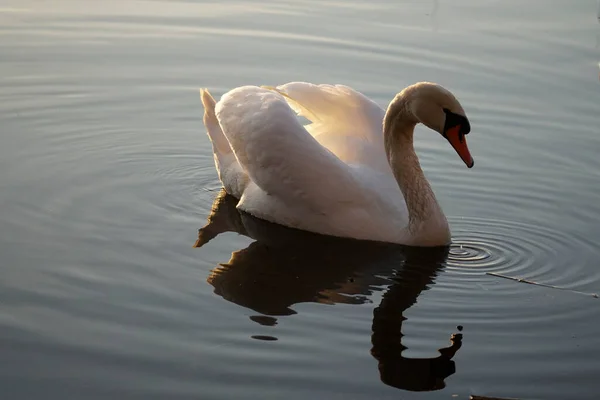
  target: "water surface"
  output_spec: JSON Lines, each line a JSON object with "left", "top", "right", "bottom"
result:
{"left": 1, "top": 1, "right": 600, "bottom": 399}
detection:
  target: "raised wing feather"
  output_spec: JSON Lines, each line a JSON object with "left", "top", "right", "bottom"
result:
{"left": 275, "top": 82, "right": 385, "bottom": 142}
{"left": 271, "top": 82, "right": 389, "bottom": 172}
{"left": 214, "top": 86, "right": 366, "bottom": 211}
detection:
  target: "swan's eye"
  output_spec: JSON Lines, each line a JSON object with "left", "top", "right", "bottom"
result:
{"left": 443, "top": 108, "right": 470, "bottom": 138}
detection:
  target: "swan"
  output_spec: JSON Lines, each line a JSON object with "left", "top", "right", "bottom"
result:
{"left": 199, "top": 82, "right": 473, "bottom": 247}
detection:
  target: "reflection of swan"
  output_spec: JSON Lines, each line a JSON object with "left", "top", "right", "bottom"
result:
{"left": 196, "top": 190, "right": 463, "bottom": 392}
{"left": 200, "top": 81, "right": 473, "bottom": 246}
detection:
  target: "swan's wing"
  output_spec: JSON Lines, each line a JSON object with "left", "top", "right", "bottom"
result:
{"left": 273, "top": 82, "right": 385, "bottom": 143}
{"left": 270, "top": 82, "right": 389, "bottom": 172}
{"left": 215, "top": 86, "right": 366, "bottom": 211}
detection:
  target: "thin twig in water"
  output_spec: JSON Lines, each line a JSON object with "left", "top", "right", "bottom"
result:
{"left": 487, "top": 272, "right": 598, "bottom": 299}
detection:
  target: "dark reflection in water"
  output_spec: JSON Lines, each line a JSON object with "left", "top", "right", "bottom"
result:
{"left": 196, "top": 190, "right": 463, "bottom": 392}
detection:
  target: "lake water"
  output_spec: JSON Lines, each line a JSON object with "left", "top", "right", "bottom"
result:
{"left": 1, "top": 1, "right": 600, "bottom": 399}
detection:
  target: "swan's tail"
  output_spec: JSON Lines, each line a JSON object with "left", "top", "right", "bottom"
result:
{"left": 200, "top": 89, "right": 232, "bottom": 155}
{"left": 200, "top": 89, "right": 248, "bottom": 198}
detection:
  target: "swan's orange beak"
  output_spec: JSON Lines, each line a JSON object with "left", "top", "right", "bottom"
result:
{"left": 445, "top": 125, "right": 474, "bottom": 168}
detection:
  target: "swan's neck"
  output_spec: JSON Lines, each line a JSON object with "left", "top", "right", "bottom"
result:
{"left": 384, "top": 102, "right": 449, "bottom": 245}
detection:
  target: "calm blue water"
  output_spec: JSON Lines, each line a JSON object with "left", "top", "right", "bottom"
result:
{"left": 1, "top": 1, "right": 600, "bottom": 399}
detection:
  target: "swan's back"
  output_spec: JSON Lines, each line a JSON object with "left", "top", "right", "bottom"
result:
{"left": 200, "top": 83, "right": 409, "bottom": 244}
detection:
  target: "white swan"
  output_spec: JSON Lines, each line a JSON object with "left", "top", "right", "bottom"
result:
{"left": 200, "top": 82, "right": 473, "bottom": 247}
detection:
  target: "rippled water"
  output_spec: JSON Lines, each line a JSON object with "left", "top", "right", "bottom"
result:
{"left": 1, "top": 1, "right": 600, "bottom": 399}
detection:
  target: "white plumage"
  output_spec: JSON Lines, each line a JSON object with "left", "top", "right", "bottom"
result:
{"left": 200, "top": 81, "right": 473, "bottom": 246}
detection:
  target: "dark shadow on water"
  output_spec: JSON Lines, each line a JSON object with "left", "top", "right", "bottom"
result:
{"left": 196, "top": 189, "right": 463, "bottom": 392}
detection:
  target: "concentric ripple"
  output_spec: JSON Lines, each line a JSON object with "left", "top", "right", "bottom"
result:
{"left": 448, "top": 242, "right": 492, "bottom": 267}
{"left": 445, "top": 216, "right": 600, "bottom": 293}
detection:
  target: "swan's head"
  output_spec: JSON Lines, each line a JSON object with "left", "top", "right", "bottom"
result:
{"left": 388, "top": 82, "right": 474, "bottom": 168}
